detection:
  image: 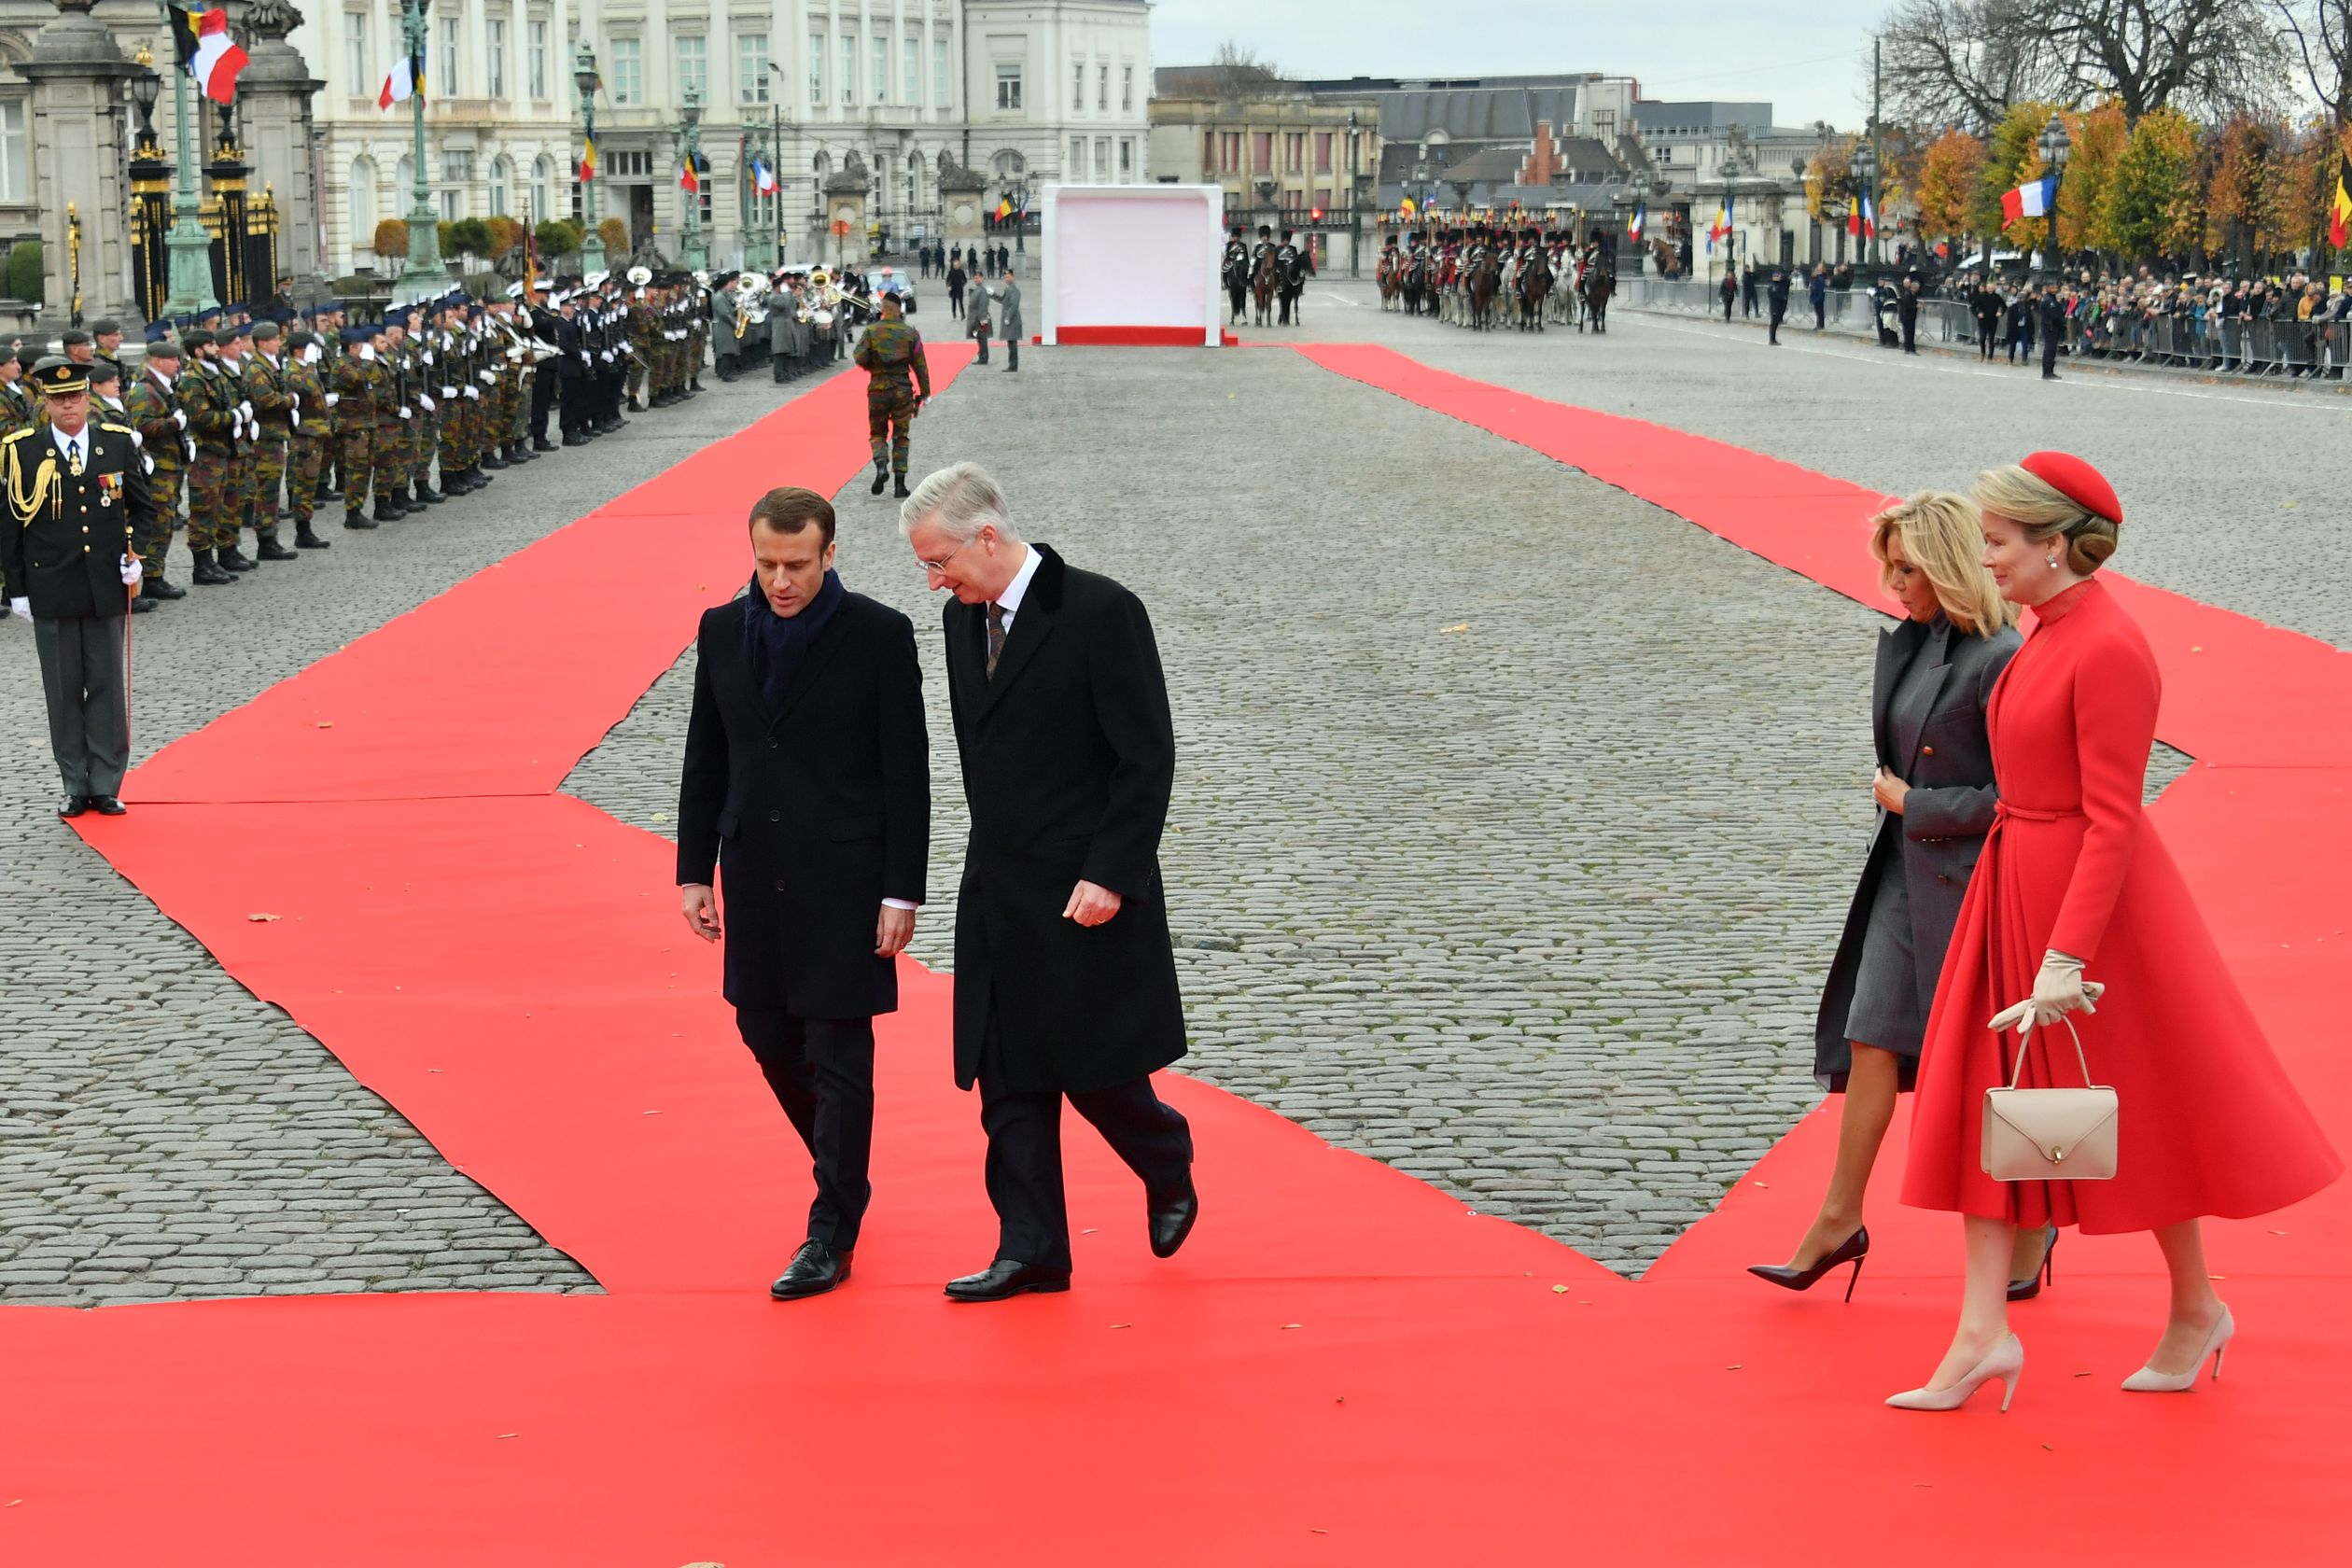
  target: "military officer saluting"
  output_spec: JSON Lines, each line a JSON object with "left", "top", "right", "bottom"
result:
{"left": 852, "top": 287, "right": 931, "bottom": 499}
{"left": 2, "top": 357, "right": 161, "bottom": 818}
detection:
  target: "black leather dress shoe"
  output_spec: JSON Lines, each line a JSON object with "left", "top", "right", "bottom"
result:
{"left": 1148, "top": 1180, "right": 1199, "bottom": 1259}
{"left": 129, "top": 595, "right": 159, "bottom": 613}
{"left": 90, "top": 795, "right": 127, "bottom": 816}
{"left": 57, "top": 795, "right": 88, "bottom": 819}
{"left": 770, "top": 1239, "right": 852, "bottom": 1301}
{"left": 944, "top": 1259, "right": 1071, "bottom": 1302}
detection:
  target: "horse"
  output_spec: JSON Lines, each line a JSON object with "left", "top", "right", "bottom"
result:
{"left": 1223, "top": 251, "right": 1250, "bottom": 324}
{"left": 1376, "top": 250, "right": 1403, "bottom": 312}
{"left": 1580, "top": 262, "right": 1614, "bottom": 333}
{"left": 1251, "top": 246, "right": 1278, "bottom": 329}
{"left": 1464, "top": 249, "right": 1500, "bottom": 330}
{"left": 1516, "top": 250, "right": 1552, "bottom": 330}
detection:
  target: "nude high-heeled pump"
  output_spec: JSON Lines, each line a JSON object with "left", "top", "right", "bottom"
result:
{"left": 2121, "top": 1307, "right": 2234, "bottom": 1393}
{"left": 1885, "top": 1334, "right": 2023, "bottom": 1413}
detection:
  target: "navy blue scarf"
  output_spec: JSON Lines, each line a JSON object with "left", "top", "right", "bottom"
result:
{"left": 743, "top": 567, "right": 846, "bottom": 714}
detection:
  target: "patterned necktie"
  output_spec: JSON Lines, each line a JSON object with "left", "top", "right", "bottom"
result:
{"left": 986, "top": 601, "right": 1006, "bottom": 679}
{"left": 67, "top": 438, "right": 83, "bottom": 478}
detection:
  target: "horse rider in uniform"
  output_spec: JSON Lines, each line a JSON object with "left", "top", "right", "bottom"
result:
{"left": 852, "top": 288, "right": 931, "bottom": 499}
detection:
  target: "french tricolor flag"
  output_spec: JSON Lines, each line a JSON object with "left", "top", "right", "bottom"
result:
{"left": 751, "top": 159, "right": 779, "bottom": 197}
{"left": 379, "top": 45, "right": 426, "bottom": 109}
{"left": 171, "top": 5, "right": 249, "bottom": 106}
{"left": 2001, "top": 175, "right": 2057, "bottom": 225}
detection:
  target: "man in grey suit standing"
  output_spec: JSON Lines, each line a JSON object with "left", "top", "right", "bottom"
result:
{"left": 985, "top": 269, "right": 1023, "bottom": 372}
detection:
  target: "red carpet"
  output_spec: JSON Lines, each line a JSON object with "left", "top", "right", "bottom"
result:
{"left": 4, "top": 343, "right": 2345, "bottom": 1563}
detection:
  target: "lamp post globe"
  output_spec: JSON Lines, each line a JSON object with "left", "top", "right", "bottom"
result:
{"left": 575, "top": 44, "right": 606, "bottom": 275}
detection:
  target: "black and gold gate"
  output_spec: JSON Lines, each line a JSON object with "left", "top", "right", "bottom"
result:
{"left": 127, "top": 116, "right": 283, "bottom": 320}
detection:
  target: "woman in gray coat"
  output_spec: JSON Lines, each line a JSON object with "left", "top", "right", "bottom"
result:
{"left": 1750, "top": 492, "right": 2026, "bottom": 1298}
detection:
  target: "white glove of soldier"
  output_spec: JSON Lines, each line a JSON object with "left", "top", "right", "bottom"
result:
{"left": 182, "top": 436, "right": 195, "bottom": 461}
{"left": 172, "top": 408, "right": 188, "bottom": 429}
{"left": 398, "top": 405, "right": 413, "bottom": 420}
{"left": 441, "top": 385, "right": 456, "bottom": 399}
{"left": 120, "top": 553, "right": 143, "bottom": 586}
{"left": 324, "top": 392, "right": 339, "bottom": 408}
{"left": 423, "top": 350, "right": 435, "bottom": 365}
{"left": 418, "top": 395, "right": 435, "bottom": 413}
{"left": 1987, "top": 950, "right": 2106, "bottom": 1035}
{"left": 480, "top": 371, "right": 496, "bottom": 385}
{"left": 463, "top": 385, "right": 479, "bottom": 400}
{"left": 7, "top": 597, "right": 28, "bottom": 619}
{"left": 579, "top": 350, "right": 590, "bottom": 362}
{"left": 290, "top": 409, "right": 301, "bottom": 429}
{"left": 128, "top": 429, "right": 144, "bottom": 450}
{"left": 239, "top": 399, "right": 253, "bottom": 422}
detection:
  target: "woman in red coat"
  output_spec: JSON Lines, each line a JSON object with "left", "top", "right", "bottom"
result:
{"left": 1889, "top": 453, "right": 2339, "bottom": 1412}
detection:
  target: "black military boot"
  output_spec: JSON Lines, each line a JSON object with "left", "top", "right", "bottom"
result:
{"left": 870, "top": 456, "right": 889, "bottom": 496}
{"left": 295, "top": 520, "right": 331, "bottom": 549}
{"left": 371, "top": 495, "right": 400, "bottom": 524}
{"left": 256, "top": 535, "right": 300, "bottom": 562}
{"left": 218, "top": 542, "right": 257, "bottom": 572}
{"left": 415, "top": 482, "right": 446, "bottom": 506}
{"left": 534, "top": 433, "right": 559, "bottom": 452}
{"left": 191, "top": 549, "right": 237, "bottom": 585}
{"left": 483, "top": 448, "right": 510, "bottom": 469}
{"left": 141, "top": 573, "right": 187, "bottom": 601}
{"left": 893, "top": 474, "right": 910, "bottom": 499}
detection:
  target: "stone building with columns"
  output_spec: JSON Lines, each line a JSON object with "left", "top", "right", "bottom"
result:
{"left": 0, "top": 0, "right": 324, "bottom": 325}
{"left": 290, "top": 0, "right": 1154, "bottom": 276}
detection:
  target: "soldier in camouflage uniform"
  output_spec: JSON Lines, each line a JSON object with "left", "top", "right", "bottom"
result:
{"left": 216, "top": 318, "right": 264, "bottom": 562}
{"left": 329, "top": 322, "right": 385, "bottom": 525}
{"left": 124, "top": 336, "right": 192, "bottom": 601}
{"left": 852, "top": 289, "right": 931, "bottom": 498}
{"left": 0, "top": 348, "right": 36, "bottom": 439}
{"left": 315, "top": 302, "right": 346, "bottom": 500}
{"left": 242, "top": 319, "right": 302, "bottom": 559}
{"left": 283, "top": 330, "right": 332, "bottom": 546}
{"left": 627, "top": 287, "right": 657, "bottom": 410}
{"left": 377, "top": 318, "right": 421, "bottom": 513}
{"left": 176, "top": 329, "right": 245, "bottom": 585}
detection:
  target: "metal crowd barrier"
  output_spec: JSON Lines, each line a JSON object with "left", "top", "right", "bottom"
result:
{"left": 1618, "top": 274, "right": 2347, "bottom": 380}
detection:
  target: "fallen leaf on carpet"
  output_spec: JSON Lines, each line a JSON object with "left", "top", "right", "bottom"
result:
{"left": 652, "top": 812, "right": 670, "bottom": 823}
{"left": 1551, "top": 1284, "right": 1569, "bottom": 1295}
{"left": 246, "top": 913, "right": 282, "bottom": 922}
{"left": 643, "top": 1110, "right": 663, "bottom": 1115}
{"left": 1081, "top": 1228, "right": 1097, "bottom": 1235}
{"left": 497, "top": 1433, "right": 519, "bottom": 1439}
{"left": 1281, "top": 1323, "right": 1304, "bottom": 1330}
{"left": 316, "top": 721, "right": 333, "bottom": 728}
{"left": 1440, "top": 623, "right": 1469, "bottom": 634}
{"left": 1726, "top": 1365, "right": 1742, "bottom": 1371}
{"left": 1110, "top": 1323, "right": 1130, "bottom": 1330}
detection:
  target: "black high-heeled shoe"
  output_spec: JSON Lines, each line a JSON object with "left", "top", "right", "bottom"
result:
{"left": 2008, "top": 1225, "right": 2059, "bottom": 1302}
{"left": 1747, "top": 1226, "right": 1869, "bottom": 1302}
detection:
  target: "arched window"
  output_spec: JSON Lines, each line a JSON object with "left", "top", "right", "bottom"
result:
{"left": 489, "top": 155, "right": 513, "bottom": 217}
{"left": 394, "top": 153, "right": 414, "bottom": 199}
{"left": 813, "top": 149, "right": 832, "bottom": 183}
{"left": 990, "top": 148, "right": 1025, "bottom": 179}
{"left": 530, "top": 154, "right": 553, "bottom": 221}
{"left": 348, "top": 155, "right": 378, "bottom": 252}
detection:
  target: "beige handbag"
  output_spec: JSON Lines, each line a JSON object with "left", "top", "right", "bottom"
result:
{"left": 1981, "top": 1017, "right": 2120, "bottom": 1182}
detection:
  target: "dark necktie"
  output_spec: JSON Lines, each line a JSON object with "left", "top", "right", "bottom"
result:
{"left": 987, "top": 601, "right": 1006, "bottom": 679}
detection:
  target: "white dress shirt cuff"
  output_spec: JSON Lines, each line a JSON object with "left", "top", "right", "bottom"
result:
{"left": 881, "top": 898, "right": 920, "bottom": 912}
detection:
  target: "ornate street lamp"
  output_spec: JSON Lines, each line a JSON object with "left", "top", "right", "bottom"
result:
{"left": 1849, "top": 136, "right": 1878, "bottom": 270}
{"left": 679, "top": 83, "right": 707, "bottom": 271}
{"left": 151, "top": 0, "right": 219, "bottom": 314}
{"left": 575, "top": 44, "right": 606, "bottom": 274}
{"left": 2036, "top": 112, "right": 2072, "bottom": 274}
{"left": 393, "top": 0, "right": 446, "bottom": 302}
{"left": 126, "top": 49, "right": 173, "bottom": 322}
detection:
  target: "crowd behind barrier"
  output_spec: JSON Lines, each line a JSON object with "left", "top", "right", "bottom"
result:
{"left": 1623, "top": 268, "right": 2351, "bottom": 381}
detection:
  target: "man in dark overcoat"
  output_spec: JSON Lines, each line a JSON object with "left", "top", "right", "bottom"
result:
{"left": 901, "top": 462, "right": 1197, "bottom": 1302}
{"left": 677, "top": 485, "right": 930, "bottom": 1300}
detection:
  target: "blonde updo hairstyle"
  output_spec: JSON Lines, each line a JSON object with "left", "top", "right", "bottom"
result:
{"left": 1869, "top": 490, "right": 2017, "bottom": 637}
{"left": 1970, "top": 464, "right": 2121, "bottom": 577}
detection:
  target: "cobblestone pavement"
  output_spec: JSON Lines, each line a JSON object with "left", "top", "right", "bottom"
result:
{"left": 566, "top": 347, "right": 2188, "bottom": 1273}
{"left": 1, "top": 368, "right": 823, "bottom": 1306}
{"left": 1255, "top": 278, "right": 2352, "bottom": 651}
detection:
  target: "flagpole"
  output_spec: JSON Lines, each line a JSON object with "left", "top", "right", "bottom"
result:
{"left": 393, "top": 0, "right": 445, "bottom": 303}
{"left": 157, "top": 0, "right": 220, "bottom": 315}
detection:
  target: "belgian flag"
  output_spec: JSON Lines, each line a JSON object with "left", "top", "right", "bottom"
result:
{"left": 2331, "top": 151, "right": 2350, "bottom": 251}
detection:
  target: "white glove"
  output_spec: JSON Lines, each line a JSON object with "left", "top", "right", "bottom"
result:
{"left": 290, "top": 410, "right": 301, "bottom": 429}
{"left": 120, "top": 553, "right": 143, "bottom": 586}
{"left": 480, "top": 371, "right": 496, "bottom": 385}
{"left": 463, "top": 385, "right": 479, "bottom": 400}
{"left": 398, "top": 405, "right": 412, "bottom": 420}
{"left": 507, "top": 346, "right": 526, "bottom": 363}
{"left": 140, "top": 453, "right": 154, "bottom": 476}
{"left": 128, "top": 429, "right": 144, "bottom": 450}
{"left": 324, "top": 392, "right": 340, "bottom": 408}
{"left": 182, "top": 436, "right": 196, "bottom": 461}
{"left": 1987, "top": 951, "right": 2106, "bottom": 1034}
{"left": 418, "top": 395, "right": 435, "bottom": 413}
{"left": 579, "top": 350, "right": 590, "bottom": 362}
{"left": 289, "top": 391, "right": 301, "bottom": 408}
{"left": 423, "top": 350, "right": 436, "bottom": 365}
{"left": 172, "top": 409, "right": 188, "bottom": 429}
{"left": 441, "top": 385, "right": 456, "bottom": 399}
{"left": 7, "top": 597, "right": 27, "bottom": 619}
{"left": 239, "top": 399, "right": 253, "bottom": 422}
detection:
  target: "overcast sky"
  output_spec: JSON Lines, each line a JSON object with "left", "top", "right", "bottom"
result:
{"left": 1148, "top": 1, "right": 1890, "bottom": 132}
